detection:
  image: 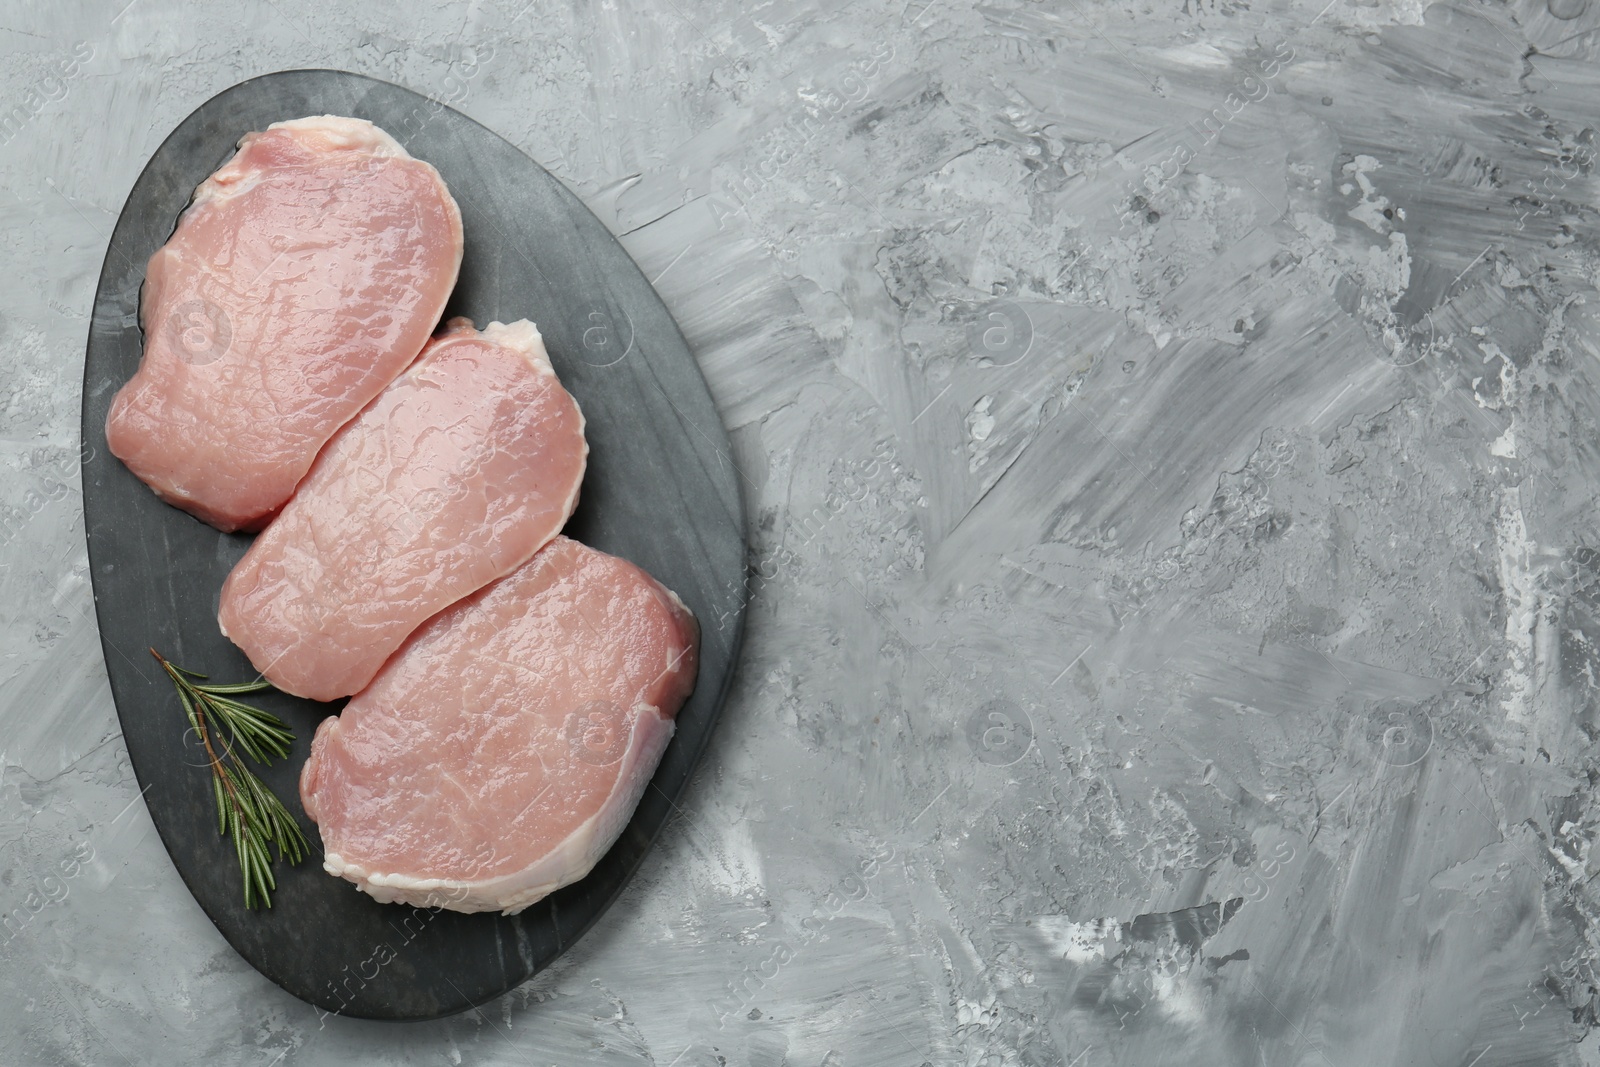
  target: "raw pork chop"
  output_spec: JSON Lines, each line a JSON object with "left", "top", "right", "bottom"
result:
{"left": 218, "top": 318, "right": 587, "bottom": 701}
{"left": 106, "top": 115, "right": 463, "bottom": 531}
{"left": 300, "top": 536, "right": 699, "bottom": 914}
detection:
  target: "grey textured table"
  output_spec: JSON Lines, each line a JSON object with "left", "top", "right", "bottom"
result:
{"left": 4, "top": 1, "right": 1599, "bottom": 1064}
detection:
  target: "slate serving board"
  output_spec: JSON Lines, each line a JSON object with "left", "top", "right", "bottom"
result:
{"left": 80, "top": 70, "right": 745, "bottom": 1020}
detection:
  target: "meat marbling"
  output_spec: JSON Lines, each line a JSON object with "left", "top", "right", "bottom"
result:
{"left": 218, "top": 317, "right": 587, "bottom": 701}
{"left": 106, "top": 115, "right": 464, "bottom": 532}
{"left": 299, "top": 536, "right": 699, "bottom": 914}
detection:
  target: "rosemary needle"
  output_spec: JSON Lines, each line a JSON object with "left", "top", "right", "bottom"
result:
{"left": 151, "top": 649, "right": 309, "bottom": 909}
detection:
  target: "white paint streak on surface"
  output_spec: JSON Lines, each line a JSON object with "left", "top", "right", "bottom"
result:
{"left": 1496, "top": 487, "right": 1536, "bottom": 725}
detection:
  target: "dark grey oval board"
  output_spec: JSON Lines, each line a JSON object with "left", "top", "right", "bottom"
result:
{"left": 80, "top": 69, "right": 745, "bottom": 1021}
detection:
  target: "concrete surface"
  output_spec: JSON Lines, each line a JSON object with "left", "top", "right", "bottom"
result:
{"left": 3, "top": 0, "right": 1600, "bottom": 1063}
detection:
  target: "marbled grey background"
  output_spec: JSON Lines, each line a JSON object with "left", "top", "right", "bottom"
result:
{"left": 3, "top": 0, "right": 1599, "bottom": 1063}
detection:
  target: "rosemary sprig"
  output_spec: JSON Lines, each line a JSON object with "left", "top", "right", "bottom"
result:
{"left": 151, "top": 649, "right": 309, "bottom": 909}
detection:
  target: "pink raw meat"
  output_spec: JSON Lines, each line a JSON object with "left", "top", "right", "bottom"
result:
{"left": 300, "top": 536, "right": 699, "bottom": 914}
{"left": 218, "top": 318, "right": 587, "bottom": 701}
{"left": 106, "top": 115, "right": 463, "bottom": 532}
